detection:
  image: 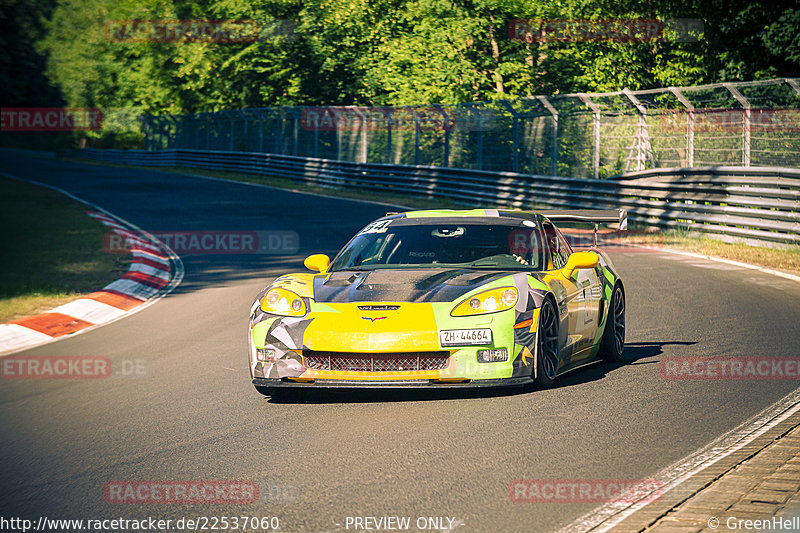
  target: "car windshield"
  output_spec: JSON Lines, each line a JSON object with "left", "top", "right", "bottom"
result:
{"left": 329, "top": 220, "right": 541, "bottom": 271}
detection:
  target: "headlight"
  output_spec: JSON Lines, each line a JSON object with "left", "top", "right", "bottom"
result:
{"left": 260, "top": 287, "right": 307, "bottom": 317}
{"left": 451, "top": 287, "right": 518, "bottom": 316}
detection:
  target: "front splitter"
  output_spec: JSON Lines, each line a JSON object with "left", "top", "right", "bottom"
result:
{"left": 252, "top": 377, "right": 532, "bottom": 389}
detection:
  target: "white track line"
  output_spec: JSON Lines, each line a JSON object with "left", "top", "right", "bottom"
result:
{"left": 652, "top": 247, "right": 800, "bottom": 283}
{"left": 559, "top": 388, "right": 800, "bottom": 532}
{"left": 558, "top": 246, "right": 800, "bottom": 532}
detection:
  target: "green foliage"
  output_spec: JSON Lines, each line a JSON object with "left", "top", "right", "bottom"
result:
{"left": 6, "top": 0, "right": 797, "bottom": 149}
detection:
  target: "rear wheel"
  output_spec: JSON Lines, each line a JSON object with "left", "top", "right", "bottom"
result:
{"left": 599, "top": 284, "right": 625, "bottom": 362}
{"left": 534, "top": 299, "right": 560, "bottom": 388}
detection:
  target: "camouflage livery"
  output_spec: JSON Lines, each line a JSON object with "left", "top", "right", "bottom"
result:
{"left": 248, "top": 209, "right": 625, "bottom": 392}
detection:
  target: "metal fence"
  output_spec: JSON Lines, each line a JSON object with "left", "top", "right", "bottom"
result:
{"left": 79, "top": 148, "right": 800, "bottom": 247}
{"left": 141, "top": 78, "right": 800, "bottom": 178}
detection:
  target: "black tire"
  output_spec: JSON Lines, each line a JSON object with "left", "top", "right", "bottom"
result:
{"left": 599, "top": 284, "right": 625, "bottom": 362}
{"left": 534, "top": 298, "right": 560, "bottom": 388}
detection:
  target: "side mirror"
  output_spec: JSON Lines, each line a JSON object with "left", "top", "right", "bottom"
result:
{"left": 304, "top": 254, "right": 330, "bottom": 273}
{"left": 562, "top": 251, "right": 599, "bottom": 278}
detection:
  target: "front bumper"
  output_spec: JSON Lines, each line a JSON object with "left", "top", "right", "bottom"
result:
{"left": 249, "top": 300, "right": 537, "bottom": 385}
{"left": 252, "top": 376, "right": 533, "bottom": 389}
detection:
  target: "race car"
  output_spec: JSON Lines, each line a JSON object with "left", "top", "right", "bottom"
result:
{"left": 248, "top": 208, "right": 626, "bottom": 394}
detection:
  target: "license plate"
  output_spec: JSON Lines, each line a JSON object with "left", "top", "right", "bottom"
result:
{"left": 440, "top": 329, "right": 492, "bottom": 346}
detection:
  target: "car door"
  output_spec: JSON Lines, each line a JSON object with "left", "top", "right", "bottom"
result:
{"left": 542, "top": 222, "right": 601, "bottom": 363}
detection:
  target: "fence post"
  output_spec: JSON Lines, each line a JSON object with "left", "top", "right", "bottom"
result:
{"left": 352, "top": 107, "right": 368, "bottom": 163}
{"left": 292, "top": 109, "right": 299, "bottom": 156}
{"left": 477, "top": 108, "right": 483, "bottom": 170}
{"left": 153, "top": 116, "right": 164, "bottom": 150}
{"left": 332, "top": 107, "right": 342, "bottom": 161}
{"left": 178, "top": 115, "right": 188, "bottom": 149}
{"left": 164, "top": 115, "right": 178, "bottom": 149}
{"left": 307, "top": 107, "right": 318, "bottom": 159}
{"left": 148, "top": 117, "right": 157, "bottom": 150}
{"left": 499, "top": 100, "right": 520, "bottom": 173}
{"left": 138, "top": 116, "right": 148, "bottom": 150}
{"left": 458, "top": 104, "right": 484, "bottom": 170}
{"left": 242, "top": 112, "right": 249, "bottom": 150}
{"left": 433, "top": 104, "right": 450, "bottom": 167}
{"left": 201, "top": 113, "right": 209, "bottom": 150}
{"left": 167, "top": 115, "right": 178, "bottom": 148}
{"left": 579, "top": 93, "right": 601, "bottom": 179}
{"left": 724, "top": 82, "right": 751, "bottom": 167}
{"left": 256, "top": 108, "right": 282, "bottom": 154}
{"left": 385, "top": 107, "right": 392, "bottom": 164}
{"left": 190, "top": 116, "right": 198, "bottom": 149}
{"left": 235, "top": 110, "right": 248, "bottom": 152}
{"left": 623, "top": 89, "right": 655, "bottom": 172}
{"left": 271, "top": 108, "right": 282, "bottom": 154}
{"left": 254, "top": 109, "right": 265, "bottom": 152}
{"left": 362, "top": 107, "right": 369, "bottom": 163}
{"left": 669, "top": 87, "right": 694, "bottom": 167}
{"left": 208, "top": 113, "right": 220, "bottom": 150}
{"left": 406, "top": 106, "right": 421, "bottom": 166}
{"left": 536, "top": 96, "right": 558, "bottom": 175}
{"left": 221, "top": 110, "right": 236, "bottom": 151}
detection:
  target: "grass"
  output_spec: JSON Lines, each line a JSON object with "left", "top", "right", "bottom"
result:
{"left": 0, "top": 176, "right": 130, "bottom": 322}
{"left": 631, "top": 230, "right": 800, "bottom": 275}
{"left": 68, "top": 156, "right": 800, "bottom": 277}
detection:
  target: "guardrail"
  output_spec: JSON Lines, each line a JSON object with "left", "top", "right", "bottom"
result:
{"left": 77, "top": 148, "right": 800, "bottom": 247}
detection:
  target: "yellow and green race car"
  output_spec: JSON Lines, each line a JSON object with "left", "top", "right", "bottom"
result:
{"left": 248, "top": 208, "right": 627, "bottom": 394}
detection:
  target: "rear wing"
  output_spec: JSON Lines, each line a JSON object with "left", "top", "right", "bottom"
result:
{"left": 539, "top": 209, "right": 627, "bottom": 230}
{"left": 539, "top": 208, "right": 628, "bottom": 247}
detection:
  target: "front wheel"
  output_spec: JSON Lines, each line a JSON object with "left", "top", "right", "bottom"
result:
{"left": 599, "top": 284, "right": 625, "bottom": 362}
{"left": 534, "top": 299, "right": 560, "bottom": 388}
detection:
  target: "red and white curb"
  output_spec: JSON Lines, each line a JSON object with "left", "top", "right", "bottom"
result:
{"left": 0, "top": 207, "right": 183, "bottom": 355}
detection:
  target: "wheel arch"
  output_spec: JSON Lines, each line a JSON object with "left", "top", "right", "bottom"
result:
{"left": 533, "top": 292, "right": 559, "bottom": 382}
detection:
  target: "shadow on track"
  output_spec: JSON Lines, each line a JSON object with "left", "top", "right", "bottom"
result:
{"left": 554, "top": 340, "right": 697, "bottom": 389}
{"left": 260, "top": 341, "right": 697, "bottom": 404}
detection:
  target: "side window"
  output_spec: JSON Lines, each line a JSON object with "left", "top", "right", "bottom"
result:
{"left": 542, "top": 222, "right": 571, "bottom": 270}
{"left": 507, "top": 227, "right": 540, "bottom": 269}
{"left": 555, "top": 228, "right": 573, "bottom": 267}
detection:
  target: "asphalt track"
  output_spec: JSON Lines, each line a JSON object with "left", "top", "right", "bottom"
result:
{"left": 1, "top": 152, "right": 799, "bottom": 532}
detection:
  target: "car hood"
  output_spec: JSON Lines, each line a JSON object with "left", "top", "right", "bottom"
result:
{"left": 312, "top": 268, "right": 515, "bottom": 303}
